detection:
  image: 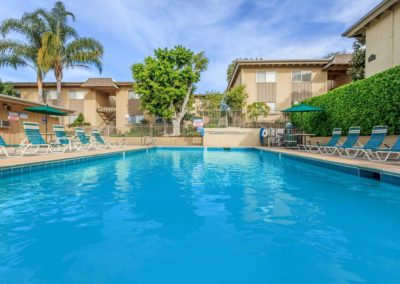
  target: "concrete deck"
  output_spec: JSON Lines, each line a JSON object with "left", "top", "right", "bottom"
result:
{"left": 0, "top": 146, "right": 151, "bottom": 168}
{"left": 256, "top": 147, "right": 400, "bottom": 176}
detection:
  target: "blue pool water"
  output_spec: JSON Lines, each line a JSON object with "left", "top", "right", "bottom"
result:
{"left": 0, "top": 148, "right": 399, "bottom": 283}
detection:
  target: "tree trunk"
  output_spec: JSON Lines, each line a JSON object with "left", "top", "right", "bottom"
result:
{"left": 56, "top": 73, "right": 62, "bottom": 106}
{"left": 163, "top": 118, "right": 167, "bottom": 135}
{"left": 172, "top": 119, "right": 181, "bottom": 136}
{"left": 37, "top": 74, "right": 44, "bottom": 103}
{"left": 171, "top": 85, "right": 193, "bottom": 136}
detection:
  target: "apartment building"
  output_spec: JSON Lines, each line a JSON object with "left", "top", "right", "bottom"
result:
{"left": 13, "top": 78, "right": 143, "bottom": 132}
{"left": 0, "top": 94, "right": 74, "bottom": 144}
{"left": 343, "top": 0, "right": 400, "bottom": 77}
{"left": 227, "top": 54, "right": 351, "bottom": 120}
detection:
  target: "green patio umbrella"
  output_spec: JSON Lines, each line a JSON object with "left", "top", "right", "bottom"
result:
{"left": 282, "top": 103, "right": 323, "bottom": 125}
{"left": 24, "top": 104, "right": 68, "bottom": 141}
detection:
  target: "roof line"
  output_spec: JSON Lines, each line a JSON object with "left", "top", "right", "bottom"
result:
{"left": 0, "top": 94, "right": 74, "bottom": 113}
{"left": 342, "top": 0, "right": 400, "bottom": 37}
{"left": 226, "top": 59, "right": 333, "bottom": 90}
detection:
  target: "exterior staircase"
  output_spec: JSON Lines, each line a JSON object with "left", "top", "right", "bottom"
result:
{"left": 97, "top": 106, "right": 116, "bottom": 134}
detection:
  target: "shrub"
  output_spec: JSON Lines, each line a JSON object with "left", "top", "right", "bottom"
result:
{"left": 291, "top": 65, "right": 400, "bottom": 136}
{"left": 68, "top": 113, "right": 90, "bottom": 127}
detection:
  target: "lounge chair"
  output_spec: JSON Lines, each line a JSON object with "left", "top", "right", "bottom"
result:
{"left": 0, "top": 136, "right": 21, "bottom": 157}
{"left": 53, "top": 125, "right": 79, "bottom": 152}
{"left": 344, "top": 125, "right": 388, "bottom": 159}
{"left": 74, "top": 127, "right": 96, "bottom": 150}
{"left": 298, "top": 128, "right": 342, "bottom": 153}
{"left": 91, "top": 129, "right": 112, "bottom": 149}
{"left": 368, "top": 136, "right": 400, "bottom": 162}
{"left": 323, "top": 126, "right": 361, "bottom": 156}
{"left": 17, "top": 122, "right": 54, "bottom": 156}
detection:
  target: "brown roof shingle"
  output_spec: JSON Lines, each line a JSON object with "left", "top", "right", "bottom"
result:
{"left": 81, "top": 78, "right": 119, "bottom": 88}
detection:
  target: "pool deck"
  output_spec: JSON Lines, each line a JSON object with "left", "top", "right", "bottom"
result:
{"left": 0, "top": 146, "right": 151, "bottom": 168}
{"left": 255, "top": 147, "right": 400, "bottom": 176}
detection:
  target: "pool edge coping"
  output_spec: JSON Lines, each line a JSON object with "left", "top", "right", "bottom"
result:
{"left": 255, "top": 147, "right": 400, "bottom": 186}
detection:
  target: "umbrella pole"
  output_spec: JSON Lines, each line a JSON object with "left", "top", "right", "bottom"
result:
{"left": 46, "top": 113, "right": 48, "bottom": 143}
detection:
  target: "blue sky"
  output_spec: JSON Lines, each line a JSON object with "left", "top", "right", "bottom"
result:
{"left": 0, "top": 0, "right": 380, "bottom": 92}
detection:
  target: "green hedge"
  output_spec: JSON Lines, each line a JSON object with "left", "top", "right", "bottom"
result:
{"left": 291, "top": 65, "right": 400, "bottom": 136}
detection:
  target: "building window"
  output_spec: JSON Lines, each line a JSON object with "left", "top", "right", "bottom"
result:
{"left": 69, "top": 115, "right": 78, "bottom": 123}
{"left": 256, "top": 71, "right": 276, "bottom": 83}
{"left": 128, "top": 115, "right": 144, "bottom": 124}
{"left": 69, "top": 90, "right": 86, "bottom": 100}
{"left": 44, "top": 90, "right": 57, "bottom": 100}
{"left": 267, "top": 102, "right": 276, "bottom": 112}
{"left": 292, "top": 71, "right": 312, "bottom": 82}
{"left": 128, "top": 90, "right": 140, "bottom": 100}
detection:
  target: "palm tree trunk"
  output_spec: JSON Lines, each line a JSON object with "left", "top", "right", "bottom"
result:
{"left": 37, "top": 74, "right": 44, "bottom": 103}
{"left": 55, "top": 71, "right": 62, "bottom": 106}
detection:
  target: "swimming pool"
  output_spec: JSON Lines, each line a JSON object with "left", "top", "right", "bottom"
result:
{"left": 0, "top": 148, "right": 399, "bottom": 283}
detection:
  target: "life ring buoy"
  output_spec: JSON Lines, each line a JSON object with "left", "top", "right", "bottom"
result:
{"left": 259, "top": 128, "right": 267, "bottom": 144}
{"left": 262, "top": 129, "right": 268, "bottom": 137}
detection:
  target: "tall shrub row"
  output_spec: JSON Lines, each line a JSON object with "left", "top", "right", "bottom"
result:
{"left": 291, "top": 65, "right": 400, "bottom": 136}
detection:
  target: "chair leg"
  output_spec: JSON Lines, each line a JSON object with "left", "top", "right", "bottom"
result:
{"left": 0, "top": 146, "right": 9, "bottom": 157}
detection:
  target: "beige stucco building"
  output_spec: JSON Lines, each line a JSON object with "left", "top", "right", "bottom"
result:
{"left": 13, "top": 78, "right": 143, "bottom": 133}
{"left": 0, "top": 94, "right": 74, "bottom": 144}
{"left": 227, "top": 55, "right": 351, "bottom": 120}
{"left": 343, "top": 0, "right": 400, "bottom": 76}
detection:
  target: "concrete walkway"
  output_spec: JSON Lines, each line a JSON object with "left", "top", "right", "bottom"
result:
{"left": 256, "top": 147, "right": 400, "bottom": 176}
{"left": 0, "top": 146, "right": 151, "bottom": 168}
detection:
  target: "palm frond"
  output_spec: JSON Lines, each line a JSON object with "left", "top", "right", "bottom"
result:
{"left": 64, "top": 37, "right": 103, "bottom": 72}
{"left": 0, "top": 53, "right": 27, "bottom": 69}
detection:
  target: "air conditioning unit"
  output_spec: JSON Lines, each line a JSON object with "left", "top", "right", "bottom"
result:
{"left": 0, "top": 120, "right": 11, "bottom": 128}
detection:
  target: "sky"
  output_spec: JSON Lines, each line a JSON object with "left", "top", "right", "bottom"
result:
{"left": 0, "top": 0, "right": 381, "bottom": 92}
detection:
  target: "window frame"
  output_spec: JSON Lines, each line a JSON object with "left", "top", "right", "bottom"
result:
{"left": 256, "top": 71, "right": 276, "bottom": 83}
{"left": 291, "top": 70, "right": 312, "bottom": 83}
{"left": 68, "top": 90, "right": 86, "bottom": 100}
{"left": 266, "top": 102, "right": 276, "bottom": 112}
{"left": 128, "top": 90, "right": 140, "bottom": 100}
{"left": 44, "top": 90, "right": 57, "bottom": 100}
{"left": 128, "top": 114, "right": 144, "bottom": 124}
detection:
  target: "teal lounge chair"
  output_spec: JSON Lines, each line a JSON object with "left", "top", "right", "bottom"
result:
{"left": 74, "top": 127, "right": 96, "bottom": 150}
{"left": 298, "top": 128, "right": 342, "bottom": 153}
{"left": 0, "top": 136, "right": 21, "bottom": 157}
{"left": 345, "top": 125, "right": 388, "bottom": 159}
{"left": 53, "top": 125, "right": 78, "bottom": 152}
{"left": 368, "top": 135, "right": 400, "bottom": 162}
{"left": 92, "top": 129, "right": 125, "bottom": 148}
{"left": 92, "top": 129, "right": 112, "bottom": 149}
{"left": 323, "top": 126, "right": 361, "bottom": 156}
{"left": 18, "top": 122, "right": 54, "bottom": 156}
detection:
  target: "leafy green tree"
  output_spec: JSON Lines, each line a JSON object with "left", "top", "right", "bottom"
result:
{"left": 36, "top": 1, "right": 103, "bottom": 103}
{"left": 224, "top": 85, "right": 248, "bottom": 112}
{"left": 0, "top": 80, "right": 19, "bottom": 97}
{"left": 323, "top": 50, "right": 347, "bottom": 59}
{"left": 247, "top": 102, "right": 270, "bottom": 122}
{"left": 132, "top": 45, "right": 208, "bottom": 136}
{"left": 202, "top": 91, "right": 224, "bottom": 111}
{"left": 226, "top": 59, "right": 237, "bottom": 82}
{"left": 0, "top": 12, "right": 47, "bottom": 101}
{"left": 349, "top": 37, "right": 366, "bottom": 81}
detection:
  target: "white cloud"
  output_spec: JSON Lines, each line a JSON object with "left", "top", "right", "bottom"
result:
{"left": 0, "top": 0, "right": 382, "bottom": 92}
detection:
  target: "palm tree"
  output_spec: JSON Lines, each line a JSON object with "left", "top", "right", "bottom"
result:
{"left": 247, "top": 102, "right": 270, "bottom": 123}
{"left": 36, "top": 1, "right": 103, "bottom": 104}
{"left": 0, "top": 12, "right": 47, "bottom": 102}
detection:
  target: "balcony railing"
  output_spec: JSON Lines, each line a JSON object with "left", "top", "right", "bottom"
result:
{"left": 97, "top": 106, "right": 116, "bottom": 113}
